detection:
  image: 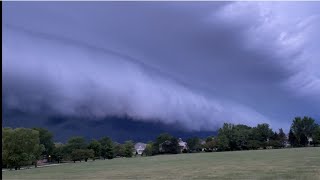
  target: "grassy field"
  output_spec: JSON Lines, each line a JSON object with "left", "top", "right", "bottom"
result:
{"left": 3, "top": 147, "right": 320, "bottom": 179}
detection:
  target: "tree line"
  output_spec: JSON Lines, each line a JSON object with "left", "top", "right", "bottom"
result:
{"left": 2, "top": 116, "right": 320, "bottom": 170}
{"left": 2, "top": 128, "right": 135, "bottom": 170}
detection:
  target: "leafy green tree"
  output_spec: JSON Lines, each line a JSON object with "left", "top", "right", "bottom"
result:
{"left": 186, "top": 137, "right": 202, "bottom": 152}
{"left": 114, "top": 143, "right": 125, "bottom": 157}
{"left": 70, "top": 149, "right": 82, "bottom": 163}
{"left": 232, "top": 125, "right": 252, "bottom": 150}
{"left": 143, "top": 142, "right": 153, "bottom": 156}
{"left": 311, "top": 124, "right": 320, "bottom": 146}
{"left": 2, "top": 128, "right": 44, "bottom": 170}
{"left": 65, "top": 136, "right": 87, "bottom": 154}
{"left": 288, "top": 129, "right": 297, "bottom": 147}
{"left": 205, "top": 136, "right": 214, "bottom": 143}
{"left": 84, "top": 149, "right": 94, "bottom": 162}
{"left": 99, "top": 137, "right": 114, "bottom": 159}
{"left": 247, "top": 140, "right": 261, "bottom": 150}
{"left": 203, "top": 137, "right": 217, "bottom": 152}
{"left": 290, "top": 116, "right": 318, "bottom": 146}
{"left": 167, "top": 137, "right": 180, "bottom": 154}
{"left": 268, "top": 140, "right": 282, "bottom": 149}
{"left": 152, "top": 133, "right": 173, "bottom": 155}
{"left": 254, "top": 124, "right": 273, "bottom": 145}
{"left": 217, "top": 134, "right": 230, "bottom": 151}
{"left": 216, "top": 123, "right": 252, "bottom": 150}
{"left": 70, "top": 149, "right": 94, "bottom": 163}
{"left": 270, "top": 132, "right": 279, "bottom": 141}
{"left": 52, "top": 143, "right": 64, "bottom": 163}
{"left": 32, "top": 144, "right": 45, "bottom": 167}
{"left": 124, "top": 141, "right": 134, "bottom": 158}
{"left": 32, "top": 128, "right": 55, "bottom": 159}
{"left": 278, "top": 128, "right": 287, "bottom": 148}
{"left": 88, "top": 140, "right": 101, "bottom": 160}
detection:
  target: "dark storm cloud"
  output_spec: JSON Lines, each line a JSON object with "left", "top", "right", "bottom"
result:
{"left": 3, "top": 2, "right": 320, "bottom": 131}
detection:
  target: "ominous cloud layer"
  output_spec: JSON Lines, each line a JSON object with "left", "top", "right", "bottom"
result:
{"left": 3, "top": 2, "right": 320, "bottom": 132}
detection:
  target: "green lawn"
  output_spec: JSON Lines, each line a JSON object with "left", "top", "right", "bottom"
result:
{"left": 3, "top": 147, "right": 320, "bottom": 180}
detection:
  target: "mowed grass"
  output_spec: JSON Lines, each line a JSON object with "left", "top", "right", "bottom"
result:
{"left": 3, "top": 147, "right": 320, "bottom": 180}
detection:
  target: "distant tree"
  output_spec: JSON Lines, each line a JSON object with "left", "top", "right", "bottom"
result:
{"left": 278, "top": 128, "right": 287, "bottom": 148}
{"left": 268, "top": 140, "right": 282, "bottom": 149}
{"left": 186, "top": 137, "right": 202, "bottom": 152}
{"left": 288, "top": 129, "right": 297, "bottom": 147}
{"left": 268, "top": 131, "right": 282, "bottom": 148}
{"left": 217, "top": 134, "right": 230, "bottom": 151}
{"left": 167, "top": 137, "right": 180, "bottom": 154}
{"left": 2, "top": 128, "right": 44, "bottom": 170}
{"left": 270, "top": 132, "right": 279, "bottom": 141}
{"left": 32, "top": 128, "right": 55, "bottom": 159}
{"left": 99, "top": 137, "right": 114, "bottom": 159}
{"left": 152, "top": 133, "right": 173, "bottom": 155}
{"left": 143, "top": 142, "right": 153, "bottom": 156}
{"left": 254, "top": 124, "right": 273, "bottom": 147}
{"left": 233, "top": 125, "right": 251, "bottom": 150}
{"left": 83, "top": 149, "right": 94, "bottom": 162}
{"left": 124, "top": 141, "right": 134, "bottom": 158}
{"left": 52, "top": 143, "right": 64, "bottom": 163}
{"left": 203, "top": 137, "right": 217, "bottom": 152}
{"left": 290, "top": 116, "right": 317, "bottom": 146}
{"left": 311, "top": 124, "right": 320, "bottom": 146}
{"left": 114, "top": 143, "right": 125, "bottom": 157}
{"left": 104, "top": 145, "right": 114, "bottom": 159}
{"left": 70, "top": 149, "right": 94, "bottom": 163}
{"left": 66, "top": 136, "right": 87, "bottom": 153}
{"left": 247, "top": 140, "right": 261, "bottom": 150}
{"left": 205, "top": 136, "right": 214, "bottom": 143}
{"left": 88, "top": 140, "right": 101, "bottom": 160}
{"left": 216, "top": 123, "right": 253, "bottom": 150}
{"left": 70, "top": 149, "right": 82, "bottom": 163}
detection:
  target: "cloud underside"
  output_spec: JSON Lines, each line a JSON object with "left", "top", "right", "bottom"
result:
{"left": 2, "top": 2, "right": 320, "bottom": 131}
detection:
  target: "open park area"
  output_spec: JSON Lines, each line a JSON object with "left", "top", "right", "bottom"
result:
{"left": 3, "top": 147, "right": 320, "bottom": 179}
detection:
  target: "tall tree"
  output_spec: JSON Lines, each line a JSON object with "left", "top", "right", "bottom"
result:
{"left": 114, "top": 143, "right": 125, "bottom": 157}
{"left": 311, "top": 124, "right": 320, "bottom": 146}
{"left": 233, "top": 125, "right": 252, "bottom": 150}
{"left": 32, "top": 128, "right": 55, "bottom": 159}
{"left": 288, "top": 129, "right": 297, "bottom": 147}
{"left": 99, "top": 137, "right": 114, "bottom": 159}
{"left": 290, "top": 116, "right": 317, "bottom": 146}
{"left": 278, "top": 128, "right": 287, "bottom": 147}
{"left": 143, "top": 142, "right": 153, "bottom": 156}
{"left": 70, "top": 149, "right": 94, "bottom": 163}
{"left": 254, "top": 124, "right": 273, "bottom": 143}
{"left": 217, "top": 134, "right": 230, "bottom": 151}
{"left": 167, "top": 137, "right": 180, "bottom": 154}
{"left": 2, "top": 128, "right": 44, "bottom": 170}
{"left": 124, "top": 141, "right": 134, "bottom": 158}
{"left": 186, "top": 137, "right": 201, "bottom": 152}
{"left": 52, "top": 143, "right": 65, "bottom": 163}
{"left": 152, "top": 133, "right": 173, "bottom": 155}
{"left": 216, "top": 123, "right": 232, "bottom": 151}
{"left": 68, "top": 137, "right": 87, "bottom": 149}
{"left": 88, "top": 140, "right": 101, "bottom": 160}
{"left": 65, "top": 136, "right": 87, "bottom": 156}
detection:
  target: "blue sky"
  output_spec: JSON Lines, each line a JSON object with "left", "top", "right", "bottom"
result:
{"left": 3, "top": 2, "right": 320, "bottom": 134}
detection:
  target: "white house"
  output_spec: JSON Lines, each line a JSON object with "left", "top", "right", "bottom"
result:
{"left": 134, "top": 142, "right": 147, "bottom": 155}
{"left": 308, "top": 137, "right": 313, "bottom": 146}
{"left": 178, "top": 138, "right": 188, "bottom": 152}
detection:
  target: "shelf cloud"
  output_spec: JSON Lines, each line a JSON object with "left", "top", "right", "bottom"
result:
{"left": 3, "top": 2, "right": 320, "bottom": 131}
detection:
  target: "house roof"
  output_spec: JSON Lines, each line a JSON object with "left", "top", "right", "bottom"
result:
{"left": 134, "top": 142, "right": 146, "bottom": 150}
